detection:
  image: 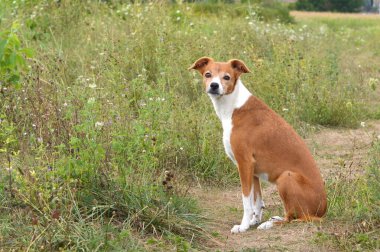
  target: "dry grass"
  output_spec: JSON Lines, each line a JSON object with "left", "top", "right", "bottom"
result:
{"left": 291, "top": 11, "right": 380, "bottom": 20}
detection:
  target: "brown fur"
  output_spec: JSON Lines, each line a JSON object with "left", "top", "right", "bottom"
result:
{"left": 232, "top": 96, "right": 327, "bottom": 219}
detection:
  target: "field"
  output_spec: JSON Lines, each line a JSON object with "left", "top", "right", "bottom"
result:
{"left": 0, "top": 1, "right": 379, "bottom": 251}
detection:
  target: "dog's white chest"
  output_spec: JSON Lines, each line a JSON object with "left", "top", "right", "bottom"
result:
{"left": 222, "top": 118, "right": 236, "bottom": 164}
{"left": 209, "top": 80, "right": 252, "bottom": 165}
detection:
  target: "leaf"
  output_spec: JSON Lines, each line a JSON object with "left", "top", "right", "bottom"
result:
{"left": 8, "top": 51, "right": 16, "bottom": 66}
{"left": 20, "top": 47, "right": 34, "bottom": 58}
{"left": 8, "top": 74, "right": 20, "bottom": 84}
{"left": 0, "top": 39, "right": 7, "bottom": 62}
{"left": 15, "top": 53, "right": 25, "bottom": 67}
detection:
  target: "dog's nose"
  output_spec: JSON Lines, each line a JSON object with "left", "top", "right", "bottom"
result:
{"left": 210, "top": 82, "right": 219, "bottom": 90}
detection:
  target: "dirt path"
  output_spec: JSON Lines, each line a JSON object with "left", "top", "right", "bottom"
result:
{"left": 193, "top": 121, "right": 380, "bottom": 251}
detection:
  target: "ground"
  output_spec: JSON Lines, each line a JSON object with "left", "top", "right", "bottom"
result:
{"left": 192, "top": 120, "right": 380, "bottom": 251}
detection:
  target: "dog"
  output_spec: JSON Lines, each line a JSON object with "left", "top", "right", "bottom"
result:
{"left": 189, "top": 57, "right": 327, "bottom": 233}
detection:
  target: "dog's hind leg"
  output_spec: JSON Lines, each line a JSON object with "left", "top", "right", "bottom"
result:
{"left": 258, "top": 170, "right": 325, "bottom": 230}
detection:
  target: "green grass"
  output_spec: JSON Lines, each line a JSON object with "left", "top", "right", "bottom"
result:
{"left": 0, "top": 0, "right": 379, "bottom": 250}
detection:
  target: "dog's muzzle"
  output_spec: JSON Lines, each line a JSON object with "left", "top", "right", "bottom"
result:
{"left": 207, "top": 82, "right": 221, "bottom": 95}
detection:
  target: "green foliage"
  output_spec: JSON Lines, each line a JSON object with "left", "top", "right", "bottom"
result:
{"left": 296, "top": 0, "right": 364, "bottom": 12}
{"left": 0, "top": 22, "right": 33, "bottom": 89}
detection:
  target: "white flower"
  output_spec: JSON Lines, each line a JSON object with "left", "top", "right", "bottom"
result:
{"left": 95, "top": 121, "right": 104, "bottom": 129}
{"left": 180, "top": 147, "right": 184, "bottom": 151}
{"left": 360, "top": 122, "right": 366, "bottom": 127}
{"left": 282, "top": 108, "right": 289, "bottom": 112}
{"left": 88, "top": 97, "right": 96, "bottom": 104}
{"left": 89, "top": 83, "right": 97, "bottom": 89}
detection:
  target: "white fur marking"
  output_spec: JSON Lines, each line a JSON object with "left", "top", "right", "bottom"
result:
{"left": 208, "top": 79, "right": 252, "bottom": 164}
{"left": 257, "top": 216, "right": 284, "bottom": 230}
{"left": 207, "top": 77, "right": 223, "bottom": 94}
{"left": 231, "top": 187, "right": 254, "bottom": 233}
{"left": 250, "top": 195, "right": 264, "bottom": 226}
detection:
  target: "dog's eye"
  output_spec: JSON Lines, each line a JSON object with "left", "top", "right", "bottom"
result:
{"left": 205, "top": 72, "right": 212, "bottom": 78}
{"left": 223, "top": 75, "right": 231, "bottom": 81}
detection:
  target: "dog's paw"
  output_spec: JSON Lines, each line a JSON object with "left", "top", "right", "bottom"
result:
{"left": 257, "top": 216, "right": 284, "bottom": 230}
{"left": 231, "top": 224, "right": 249, "bottom": 234}
{"left": 249, "top": 216, "right": 261, "bottom": 226}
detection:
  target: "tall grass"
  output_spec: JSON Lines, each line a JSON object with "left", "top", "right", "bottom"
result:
{"left": 0, "top": 0, "right": 378, "bottom": 250}
{"left": 317, "top": 139, "right": 380, "bottom": 250}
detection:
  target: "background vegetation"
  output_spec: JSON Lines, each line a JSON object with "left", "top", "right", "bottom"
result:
{"left": 295, "top": 0, "right": 365, "bottom": 12}
{"left": 0, "top": 0, "right": 379, "bottom": 250}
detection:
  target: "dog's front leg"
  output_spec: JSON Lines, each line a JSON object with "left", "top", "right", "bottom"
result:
{"left": 231, "top": 158, "right": 255, "bottom": 234}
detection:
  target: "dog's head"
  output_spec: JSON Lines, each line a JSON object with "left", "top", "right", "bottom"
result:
{"left": 189, "top": 57, "right": 250, "bottom": 96}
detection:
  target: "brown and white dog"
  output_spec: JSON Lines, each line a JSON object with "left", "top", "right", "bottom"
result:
{"left": 189, "top": 57, "right": 327, "bottom": 233}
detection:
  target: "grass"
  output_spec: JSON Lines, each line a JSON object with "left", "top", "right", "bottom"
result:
{"left": 0, "top": 1, "right": 379, "bottom": 250}
{"left": 316, "top": 139, "right": 380, "bottom": 250}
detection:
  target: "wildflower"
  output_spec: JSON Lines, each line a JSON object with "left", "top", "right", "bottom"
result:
{"left": 89, "top": 83, "right": 97, "bottom": 89}
{"left": 180, "top": 147, "right": 184, "bottom": 151}
{"left": 360, "top": 122, "right": 366, "bottom": 127}
{"left": 88, "top": 97, "right": 96, "bottom": 104}
{"left": 282, "top": 108, "right": 289, "bottom": 112}
{"left": 95, "top": 121, "right": 104, "bottom": 129}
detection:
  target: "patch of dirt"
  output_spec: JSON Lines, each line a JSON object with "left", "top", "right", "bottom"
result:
{"left": 192, "top": 121, "right": 380, "bottom": 251}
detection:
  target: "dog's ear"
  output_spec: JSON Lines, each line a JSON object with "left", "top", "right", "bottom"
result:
{"left": 188, "top": 57, "right": 214, "bottom": 74}
{"left": 229, "top": 59, "right": 251, "bottom": 74}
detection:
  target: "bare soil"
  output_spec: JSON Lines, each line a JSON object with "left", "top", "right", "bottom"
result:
{"left": 192, "top": 121, "right": 380, "bottom": 251}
